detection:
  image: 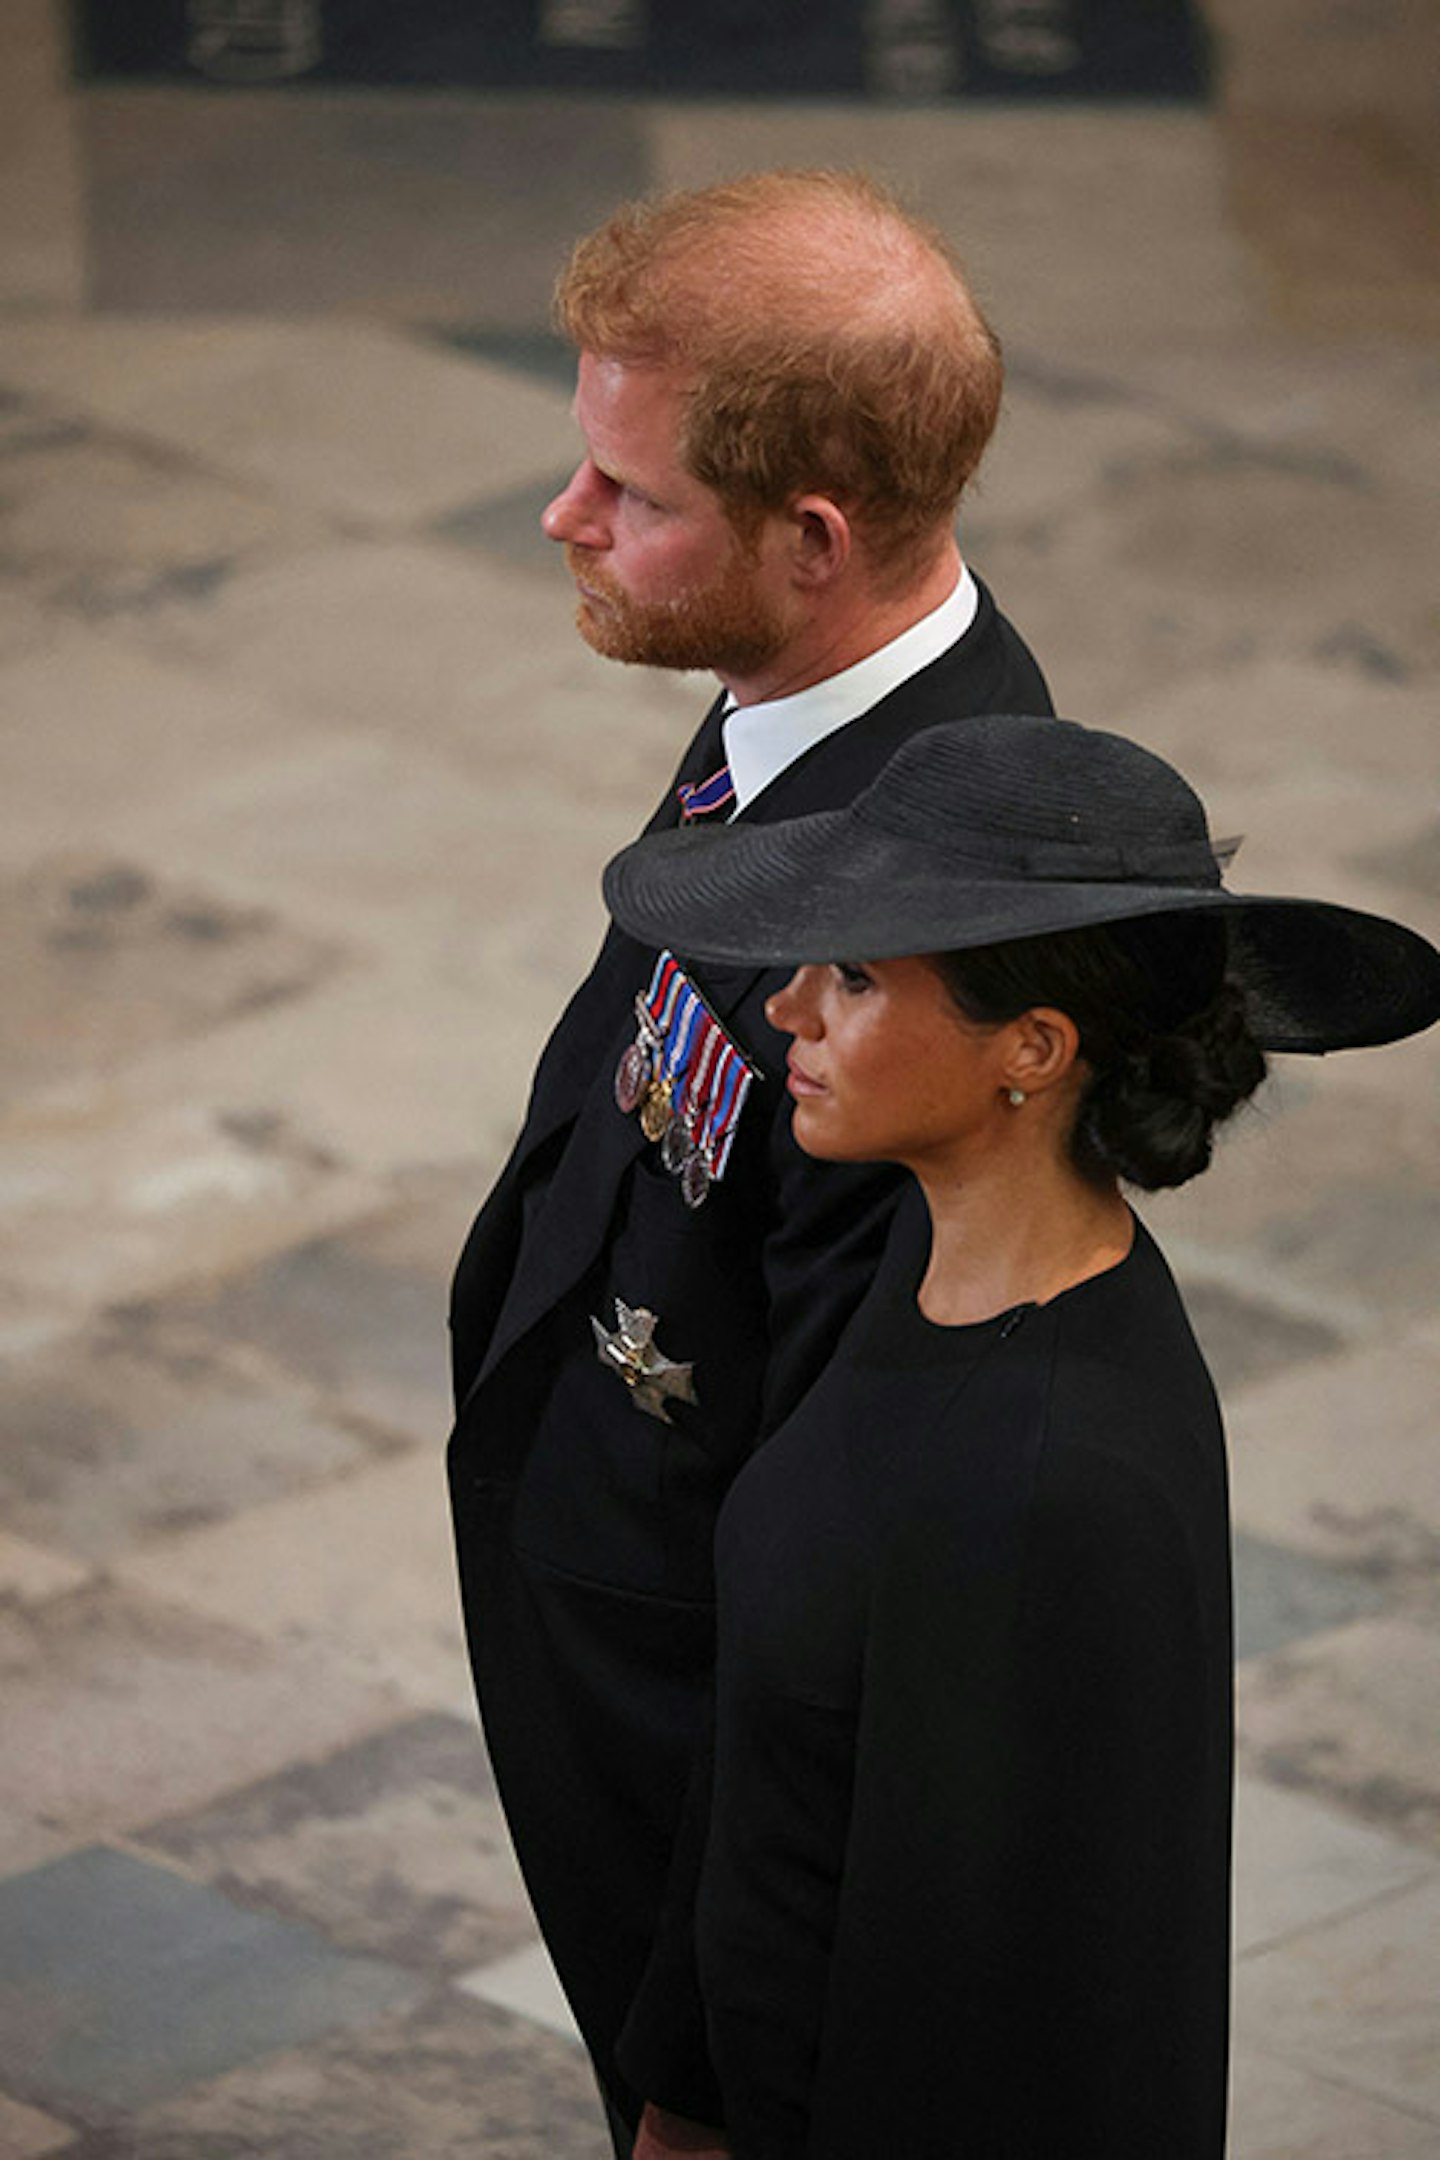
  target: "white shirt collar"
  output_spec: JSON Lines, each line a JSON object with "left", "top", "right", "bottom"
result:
{"left": 722, "top": 565, "right": 978, "bottom": 813}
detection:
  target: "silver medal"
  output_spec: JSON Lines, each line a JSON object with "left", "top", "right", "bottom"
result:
{"left": 680, "top": 1150, "right": 713, "bottom": 1210}
{"left": 661, "top": 1116, "right": 692, "bottom": 1174}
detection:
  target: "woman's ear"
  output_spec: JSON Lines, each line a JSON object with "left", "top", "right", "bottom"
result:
{"left": 1003, "top": 1007, "right": 1082, "bottom": 1098}
{"left": 786, "top": 493, "right": 852, "bottom": 587}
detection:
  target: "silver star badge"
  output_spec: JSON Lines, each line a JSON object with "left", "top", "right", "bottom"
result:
{"left": 590, "top": 1300, "right": 698, "bottom": 1425}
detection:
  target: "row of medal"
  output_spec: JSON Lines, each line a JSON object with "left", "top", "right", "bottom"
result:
{"left": 614, "top": 950, "right": 759, "bottom": 1209}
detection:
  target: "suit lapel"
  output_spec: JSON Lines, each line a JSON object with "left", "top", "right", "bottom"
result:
{"left": 498, "top": 692, "right": 729, "bottom": 1165}
{"left": 474, "top": 1010, "right": 654, "bottom": 1393}
{"left": 472, "top": 690, "right": 731, "bottom": 1392}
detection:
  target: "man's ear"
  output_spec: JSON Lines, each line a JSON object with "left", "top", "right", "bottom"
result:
{"left": 787, "top": 494, "right": 852, "bottom": 587}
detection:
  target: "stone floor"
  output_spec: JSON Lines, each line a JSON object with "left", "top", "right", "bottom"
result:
{"left": 1, "top": 0, "right": 1438, "bottom": 2153}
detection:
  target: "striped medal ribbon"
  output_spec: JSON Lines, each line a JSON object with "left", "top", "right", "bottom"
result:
{"left": 613, "top": 950, "right": 760, "bottom": 1207}
{"left": 646, "top": 978, "right": 706, "bottom": 1144}
{"left": 684, "top": 1033, "right": 754, "bottom": 1208}
{"left": 675, "top": 762, "right": 736, "bottom": 822}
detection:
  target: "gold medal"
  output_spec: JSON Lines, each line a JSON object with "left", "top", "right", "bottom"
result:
{"left": 639, "top": 1077, "right": 673, "bottom": 1143}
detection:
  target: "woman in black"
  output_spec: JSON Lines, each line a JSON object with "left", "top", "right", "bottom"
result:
{"left": 602, "top": 713, "right": 1440, "bottom": 2160}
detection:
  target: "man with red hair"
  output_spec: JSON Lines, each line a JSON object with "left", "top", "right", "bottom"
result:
{"left": 448, "top": 168, "right": 1051, "bottom": 2157}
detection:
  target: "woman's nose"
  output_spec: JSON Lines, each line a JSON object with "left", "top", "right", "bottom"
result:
{"left": 765, "top": 966, "right": 819, "bottom": 1036}
{"left": 541, "top": 461, "right": 610, "bottom": 549}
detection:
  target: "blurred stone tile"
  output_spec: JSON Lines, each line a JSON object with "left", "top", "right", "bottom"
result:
{"left": 124, "top": 536, "right": 696, "bottom": 804}
{"left": 1311, "top": 621, "right": 1414, "bottom": 685}
{"left": 0, "top": 1086, "right": 384, "bottom": 1319}
{"left": 85, "top": 728, "right": 638, "bottom": 970}
{"left": 1170, "top": 773, "right": 1440, "bottom": 915}
{"left": 0, "top": 1309, "right": 378, "bottom": 1563}
{"left": 78, "top": 87, "right": 647, "bottom": 329}
{"left": 970, "top": 367, "right": 1195, "bottom": 534}
{"left": 458, "top": 1941, "right": 579, "bottom": 2043}
{"left": 1237, "top": 1618, "right": 1440, "bottom": 1849}
{"left": 0, "top": 1803, "right": 75, "bottom": 1884}
{"left": 961, "top": 519, "right": 1265, "bottom": 722}
{"left": 0, "top": 399, "right": 327, "bottom": 617}
{"left": 431, "top": 327, "right": 576, "bottom": 393}
{"left": 0, "top": 317, "right": 311, "bottom": 428}
{"left": 0, "top": 1274, "right": 73, "bottom": 1362}
{"left": 0, "top": 1529, "right": 91, "bottom": 1605}
{"left": 1208, "top": 0, "right": 1440, "bottom": 114}
{"left": 0, "top": 0, "right": 84, "bottom": 315}
{"left": 59, "top": 970, "right": 533, "bottom": 1197}
{"left": 1233, "top": 1533, "right": 1385, "bottom": 1663}
{"left": 0, "top": 1846, "right": 420, "bottom": 2113}
{"left": 1218, "top": 105, "right": 1440, "bottom": 340}
{"left": 79, "top": 1991, "right": 609, "bottom": 2159}
{"left": 1075, "top": 337, "right": 1440, "bottom": 502}
{"left": 1004, "top": 428, "right": 1440, "bottom": 693}
{"left": 0, "top": 852, "right": 346, "bottom": 1102}
{"left": 1227, "top": 1341, "right": 1440, "bottom": 1596}
{"left": 0, "top": 1583, "right": 401, "bottom": 1847}
{"left": 651, "top": 105, "right": 1256, "bottom": 356}
{"left": 429, "top": 472, "right": 571, "bottom": 575}
{"left": 1121, "top": 437, "right": 1435, "bottom": 645}
{"left": 1111, "top": 656, "right": 1439, "bottom": 799}
{"left": 1357, "top": 816, "right": 1440, "bottom": 904}
{"left": 1249, "top": 1184, "right": 1440, "bottom": 1326}
{"left": 1174, "top": 1274, "right": 1340, "bottom": 1396}
{"left": 1234, "top": 1875, "right": 1440, "bottom": 2120}
{"left": 335, "top": 1161, "right": 490, "bottom": 1278}
{"left": 139, "top": 533, "right": 558, "bottom": 727}
{"left": 0, "top": 633, "right": 340, "bottom": 869}
{"left": 143, "top": 1205, "right": 457, "bottom": 1447}
{"left": 111, "top": 528, "right": 706, "bottom": 824}
{"left": 0, "top": 318, "right": 575, "bottom": 526}
{"left": 112, "top": 1451, "right": 473, "bottom": 1715}
{"left": 0, "top": 387, "right": 76, "bottom": 450}
{"left": 1233, "top": 1775, "right": 1435, "bottom": 1957}
{"left": 1143, "top": 1072, "right": 1440, "bottom": 1312}
{"left": 1230, "top": 2045, "right": 1440, "bottom": 2160}
{"left": 0, "top": 2091, "right": 76, "bottom": 2158}
{"left": 142, "top": 1712, "right": 532, "bottom": 1977}
{"left": 0, "top": 583, "right": 62, "bottom": 668}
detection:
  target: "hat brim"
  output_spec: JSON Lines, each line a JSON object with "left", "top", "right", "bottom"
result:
{"left": 603, "top": 814, "right": 1440, "bottom": 1055}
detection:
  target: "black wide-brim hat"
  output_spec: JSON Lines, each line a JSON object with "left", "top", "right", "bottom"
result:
{"left": 603, "top": 714, "right": 1440, "bottom": 1055}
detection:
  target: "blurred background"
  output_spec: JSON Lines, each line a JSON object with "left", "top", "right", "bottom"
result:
{"left": 0, "top": 2, "right": 1437, "bottom": 2153}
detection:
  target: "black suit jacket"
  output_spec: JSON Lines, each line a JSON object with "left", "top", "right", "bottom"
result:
{"left": 448, "top": 578, "right": 1052, "bottom": 2123}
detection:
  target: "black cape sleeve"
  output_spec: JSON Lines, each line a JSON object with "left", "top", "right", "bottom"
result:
{"left": 803, "top": 1344, "right": 1233, "bottom": 2160}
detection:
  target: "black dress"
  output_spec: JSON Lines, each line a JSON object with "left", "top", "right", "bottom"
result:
{"left": 695, "top": 1190, "right": 1233, "bottom": 2159}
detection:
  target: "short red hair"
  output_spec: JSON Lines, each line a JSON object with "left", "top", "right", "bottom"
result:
{"left": 554, "top": 169, "right": 1003, "bottom": 592}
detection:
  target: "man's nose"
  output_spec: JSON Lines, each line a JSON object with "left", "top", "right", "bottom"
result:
{"left": 542, "top": 461, "right": 610, "bottom": 549}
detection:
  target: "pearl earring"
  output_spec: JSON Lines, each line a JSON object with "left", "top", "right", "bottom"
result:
{"left": 1007, "top": 1087, "right": 1026, "bottom": 1107}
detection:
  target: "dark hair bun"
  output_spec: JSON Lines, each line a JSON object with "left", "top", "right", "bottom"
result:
{"left": 1074, "top": 981, "right": 1267, "bottom": 1191}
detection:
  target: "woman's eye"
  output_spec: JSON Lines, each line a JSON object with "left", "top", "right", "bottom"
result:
{"left": 834, "top": 962, "right": 872, "bottom": 993}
